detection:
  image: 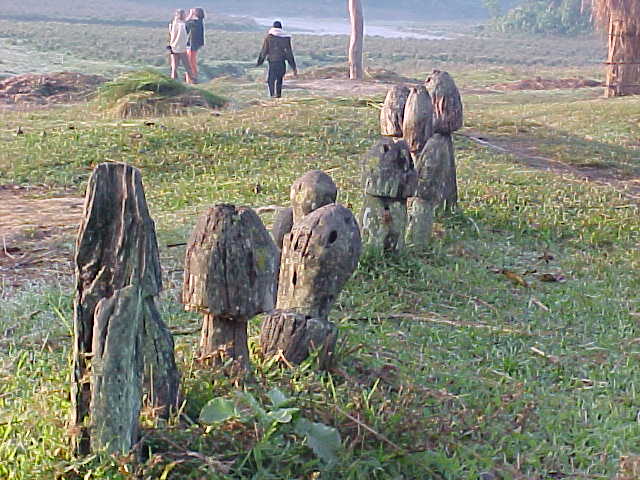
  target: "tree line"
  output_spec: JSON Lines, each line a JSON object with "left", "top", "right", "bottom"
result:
{"left": 490, "top": 0, "right": 593, "bottom": 35}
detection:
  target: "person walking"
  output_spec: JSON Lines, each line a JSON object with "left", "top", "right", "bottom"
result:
{"left": 186, "top": 7, "right": 205, "bottom": 83}
{"left": 168, "top": 9, "right": 194, "bottom": 83}
{"left": 256, "top": 21, "right": 298, "bottom": 98}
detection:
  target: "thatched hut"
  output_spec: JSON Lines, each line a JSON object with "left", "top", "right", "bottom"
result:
{"left": 588, "top": 0, "right": 640, "bottom": 96}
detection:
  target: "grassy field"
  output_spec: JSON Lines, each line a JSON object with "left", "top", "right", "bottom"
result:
{"left": 1, "top": 17, "right": 640, "bottom": 480}
{"left": 0, "top": 18, "right": 604, "bottom": 79}
{"left": 465, "top": 88, "right": 640, "bottom": 175}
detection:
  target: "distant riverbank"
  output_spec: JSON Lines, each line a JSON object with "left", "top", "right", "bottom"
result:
{"left": 249, "top": 16, "right": 452, "bottom": 40}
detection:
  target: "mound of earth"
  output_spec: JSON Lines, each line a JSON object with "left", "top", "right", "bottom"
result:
{"left": 112, "top": 90, "right": 220, "bottom": 118}
{"left": 491, "top": 76, "right": 602, "bottom": 91}
{"left": 97, "top": 70, "right": 227, "bottom": 118}
{"left": 0, "top": 72, "right": 106, "bottom": 107}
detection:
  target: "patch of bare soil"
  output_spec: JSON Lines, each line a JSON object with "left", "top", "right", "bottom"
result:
{"left": 286, "top": 78, "right": 391, "bottom": 96}
{"left": 0, "top": 72, "right": 105, "bottom": 109}
{"left": 287, "top": 66, "right": 421, "bottom": 97}
{"left": 491, "top": 76, "right": 602, "bottom": 91}
{"left": 459, "top": 131, "right": 640, "bottom": 201}
{"left": 619, "top": 456, "right": 640, "bottom": 480}
{"left": 298, "top": 65, "right": 420, "bottom": 84}
{"left": 0, "top": 185, "right": 83, "bottom": 288}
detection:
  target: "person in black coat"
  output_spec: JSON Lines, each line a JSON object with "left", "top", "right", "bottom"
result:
{"left": 256, "top": 21, "right": 298, "bottom": 98}
{"left": 186, "top": 8, "right": 205, "bottom": 83}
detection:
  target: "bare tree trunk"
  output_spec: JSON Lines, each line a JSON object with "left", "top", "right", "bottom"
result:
{"left": 605, "top": 17, "right": 640, "bottom": 97}
{"left": 348, "top": 0, "right": 364, "bottom": 80}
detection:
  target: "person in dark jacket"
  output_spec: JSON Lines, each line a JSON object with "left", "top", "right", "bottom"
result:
{"left": 256, "top": 21, "right": 298, "bottom": 98}
{"left": 186, "top": 7, "right": 205, "bottom": 83}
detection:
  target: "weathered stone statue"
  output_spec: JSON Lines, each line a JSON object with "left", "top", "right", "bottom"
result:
{"left": 402, "top": 85, "right": 434, "bottom": 161}
{"left": 71, "top": 162, "right": 179, "bottom": 455}
{"left": 427, "top": 70, "right": 463, "bottom": 135}
{"left": 271, "top": 170, "right": 338, "bottom": 250}
{"left": 360, "top": 138, "right": 417, "bottom": 252}
{"left": 182, "top": 204, "right": 278, "bottom": 369}
{"left": 405, "top": 134, "right": 454, "bottom": 247}
{"left": 380, "top": 85, "right": 410, "bottom": 137}
{"left": 290, "top": 170, "right": 338, "bottom": 225}
{"left": 272, "top": 207, "right": 294, "bottom": 251}
{"left": 261, "top": 203, "right": 361, "bottom": 367}
{"left": 426, "top": 70, "right": 463, "bottom": 210}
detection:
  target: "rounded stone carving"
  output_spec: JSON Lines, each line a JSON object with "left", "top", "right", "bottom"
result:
{"left": 426, "top": 70, "right": 463, "bottom": 135}
{"left": 362, "top": 138, "right": 417, "bottom": 200}
{"left": 277, "top": 204, "right": 362, "bottom": 320}
{"left": 380, "top": 85, "right": 410, "bottom": 137}
{"left": 290, "top": 170, "right": 338, "bottom": 225}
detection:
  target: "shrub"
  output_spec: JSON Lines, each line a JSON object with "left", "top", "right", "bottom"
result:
{"left": 494, "top": 0, "right": 593, "bottom": 35}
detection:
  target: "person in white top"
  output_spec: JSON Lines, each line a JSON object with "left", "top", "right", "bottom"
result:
{"left": 168, "top": 9, "right": 194, "bottom": 83}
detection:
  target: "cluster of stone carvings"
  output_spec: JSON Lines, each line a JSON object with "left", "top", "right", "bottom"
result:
{"left": 361, "top": 70, "right": 463, "bottom": 252}
{"left": 182, "top": 169, "right": 362, "bottom": 373}
{"left": 69, "top": 165, "right": 362, "bottom": 455}
{"left": 69, "top": 70, "right": 463, "bottom": 455}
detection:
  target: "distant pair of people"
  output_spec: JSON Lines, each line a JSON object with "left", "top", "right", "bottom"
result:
{"left": 168, "top": 8, "right": 205, "bottom": 84}
{"left": 257, "top": 21, "right": 297, "bottom": 98}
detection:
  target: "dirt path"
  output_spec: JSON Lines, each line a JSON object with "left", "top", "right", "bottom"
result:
{"left": 287, "top": 78, "right": 391, "bottom": 97}
{"left": 0, "top": 186, "right": 83, "bottom": 289}
{"left": 458, "top": 131, "right": 640, "bottom": 201}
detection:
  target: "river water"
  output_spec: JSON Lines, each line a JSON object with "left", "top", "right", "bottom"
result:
{"left": 251, "top": 16, "right": 450, "bottom": 40}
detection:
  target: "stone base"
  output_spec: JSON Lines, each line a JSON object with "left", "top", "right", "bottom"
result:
{"left": 200, "top": 314, "right": 250, "bottom": 369}
{"left": 360, "top": 195, "right": 406, "bottom": 252}
{"left": 260, "top": 310, "right": 337, "bottom": 368}
{"left": 405, "top": 197, "right": 434, "bottom": 248}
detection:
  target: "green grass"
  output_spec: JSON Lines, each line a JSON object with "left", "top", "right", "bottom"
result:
{"left": 0, "top": 18, "right": 605, "bottom": 80}
{"left": 1, "top": 17, "right": 639, "bottom": 478}
{"left": 1, "top": 86, "right": 640, "bottom": 478}
{"left": 465, "top": 89, "right": 640, "bottom": 174}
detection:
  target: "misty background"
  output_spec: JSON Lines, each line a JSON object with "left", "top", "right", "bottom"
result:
{"left": 2, "top": 0, "right": 522, "bottom": 23}
{"left": 0, "top": 0, "right": 597, "bottom": 80}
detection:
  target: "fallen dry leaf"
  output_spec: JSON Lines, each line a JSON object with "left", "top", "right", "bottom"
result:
{"left": 618, "top": 455, "right": 640, "bottom": 480}
{"left": 530, "top": 346, "right": 560, "bottom": 364}
{"left": 500, "top": 269, "right": 530, "bottom": 288}
{"left": 529, "top": 297, "right": 550, "bottom": 312}
{"left": 537, "top": 273, "right": 566, "bottom": 283}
